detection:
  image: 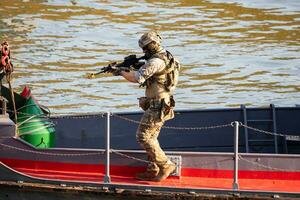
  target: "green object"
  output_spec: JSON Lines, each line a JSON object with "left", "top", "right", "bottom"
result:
{"left": 17, "top": 97, "right": 55, "bottom": 148}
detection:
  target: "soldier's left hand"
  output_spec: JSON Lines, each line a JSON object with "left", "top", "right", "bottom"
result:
{"left": 112, "top": 69, "right": 122, "bottom": 76}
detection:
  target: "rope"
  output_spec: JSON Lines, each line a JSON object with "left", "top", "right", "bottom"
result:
{"left": 112, "top": 114, "right": 232, "bottom": 130}
{"left": 3, "top": 109, "right": 299, "bottom": 140}
{"left": 51, "top": 112, "right": 107, "bottom": 119}
{"left": 17, "top": 123, "right": 55, "bottom": 136}
{"left": 0, "top": 142, "right": 104, "bottom": 156}
{"left": 111, "top": 149, "right": 150, "bottom": 164}
{"left": 7, "top": 75, "right": 17, "bottom": 124}
{"left": 16, "top": 103, "right": 43, "bottom": 112}
{"left": 17, "top": 115, "right": 37, "bottom": 127}
{"left": 114, "top": 114, "right": 299, "bottom": 138}
{"left": 239, "top": 122, "right": 300, "bottom": 139}
{"left": 111, "top": 149, "right": 234, "bottom": 168}
{"left": 17, "top": 121, "right": 55, "bottom": 131}
{"left": 0, "top": 107, "right": 50, "bottom": 119}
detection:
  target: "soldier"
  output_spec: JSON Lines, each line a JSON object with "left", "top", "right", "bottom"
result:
{"left": 116, "top": 31, "right": 180, "bottom": 181}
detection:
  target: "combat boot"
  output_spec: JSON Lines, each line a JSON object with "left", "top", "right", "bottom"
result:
{"left": 136, "top": 169, "right": 159, "bottom": 181}
{"left": 152, "top": 161, "right": 176, "bottom": 182}
{"left": 136, "top": 162, "right": 159, "bottom": 181}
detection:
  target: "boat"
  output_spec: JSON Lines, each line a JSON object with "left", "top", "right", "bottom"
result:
{"left": 0, "top": 85, "right": 300, "bottom": 199}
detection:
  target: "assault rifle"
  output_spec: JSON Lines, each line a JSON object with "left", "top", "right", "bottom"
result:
{"left": 88, "top": 55, "right": 145, "bottom": 78}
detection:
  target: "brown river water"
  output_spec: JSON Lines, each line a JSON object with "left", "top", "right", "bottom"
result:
{"left": 0, "top": 0, "right": 299, "bottom": 114}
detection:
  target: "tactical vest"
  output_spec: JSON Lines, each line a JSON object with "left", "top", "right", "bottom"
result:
{"left": 144, "top": 50, "right": 180, "bottom": 99}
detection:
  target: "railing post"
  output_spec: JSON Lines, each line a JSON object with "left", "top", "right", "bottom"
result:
{"left": 1, "top": 96, "right": 7, "bottom": 115}
{"left": 233, "top": 121, "right": 239, "bottom": 190}
{"left": 104, "top": 112, "right": 111, "bottom": 183}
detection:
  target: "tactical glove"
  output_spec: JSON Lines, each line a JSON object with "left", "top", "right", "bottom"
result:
{"left": 111, "top": 66, "right": 128, "bottom": 76}
{"left": 112, "top": 69, "right": 121, "bottom": 76}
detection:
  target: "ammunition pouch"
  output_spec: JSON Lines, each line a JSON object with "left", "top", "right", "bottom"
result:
{"left": 138, "top": 96, "right": 175, "bottom": 121}
{"left": 138, "top": 97, "right": 150, "bottom": 111}
{"left": 160, "top": 96, "right": 175, "bottom": 121}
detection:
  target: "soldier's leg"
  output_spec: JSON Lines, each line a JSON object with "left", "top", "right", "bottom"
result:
{"left": 136, "top": 109, "right": 173, "bottom": 180}
{"left": 146, "top": 120, "right": 176, "bottom": 182}
{"left": 136, "top": 110, "right": 159, "bottom": 180}
{"left": 137, "top": 109, "right": 169, "bottom": 162}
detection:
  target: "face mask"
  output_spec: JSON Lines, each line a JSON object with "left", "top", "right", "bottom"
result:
{"left": 142, "top": 42, "right": 160, "bottom": 59}
{"left": 143, "top": 49, "right": 153, "bottom": 59}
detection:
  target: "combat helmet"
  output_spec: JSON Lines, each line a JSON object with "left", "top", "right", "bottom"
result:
{"left": 138, "top": 31, "right": 162, "bottom": 49}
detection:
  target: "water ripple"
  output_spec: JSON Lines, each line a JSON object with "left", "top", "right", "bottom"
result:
{"left": 0, "top": 0, "right": 299, "bottom": 113}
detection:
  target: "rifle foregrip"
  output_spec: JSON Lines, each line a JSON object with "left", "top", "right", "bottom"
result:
{"left": 132, "top": 61, "right": 145, "bottom": 70}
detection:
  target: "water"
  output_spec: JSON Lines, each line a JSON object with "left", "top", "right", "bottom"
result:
{"left": 0, "top": 0, "right": 299, "bottom": 114}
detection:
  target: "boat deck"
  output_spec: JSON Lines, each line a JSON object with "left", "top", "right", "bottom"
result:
{"left": 1, "top": 159, "right": 300, "bottom": 194}
{"left": 21, "top": 170, "right": 300, "bottom": 193}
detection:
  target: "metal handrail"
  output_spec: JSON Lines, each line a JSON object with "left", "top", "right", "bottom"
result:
{"left": 233, "top": 121, "right": 239, "bottom": 190}
{"left": 1, "top": 110, "right": 298, "bottom": 191}
{"left": 102, "top": 112, "right": 241, "bottom": 190}
{"left": 104, "top": 112, "right": 111, "bottom": 183}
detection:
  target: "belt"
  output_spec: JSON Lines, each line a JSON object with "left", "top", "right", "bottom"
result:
{"left": 146, "top": 94, "right": 171, "bottom": 100}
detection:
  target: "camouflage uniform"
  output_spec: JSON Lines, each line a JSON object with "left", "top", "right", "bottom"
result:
{"left": 135, "top": 54, "right": 173, "bottom": 173}
{"left": 135, "top": 33, "right": 179, "bottom": 180}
